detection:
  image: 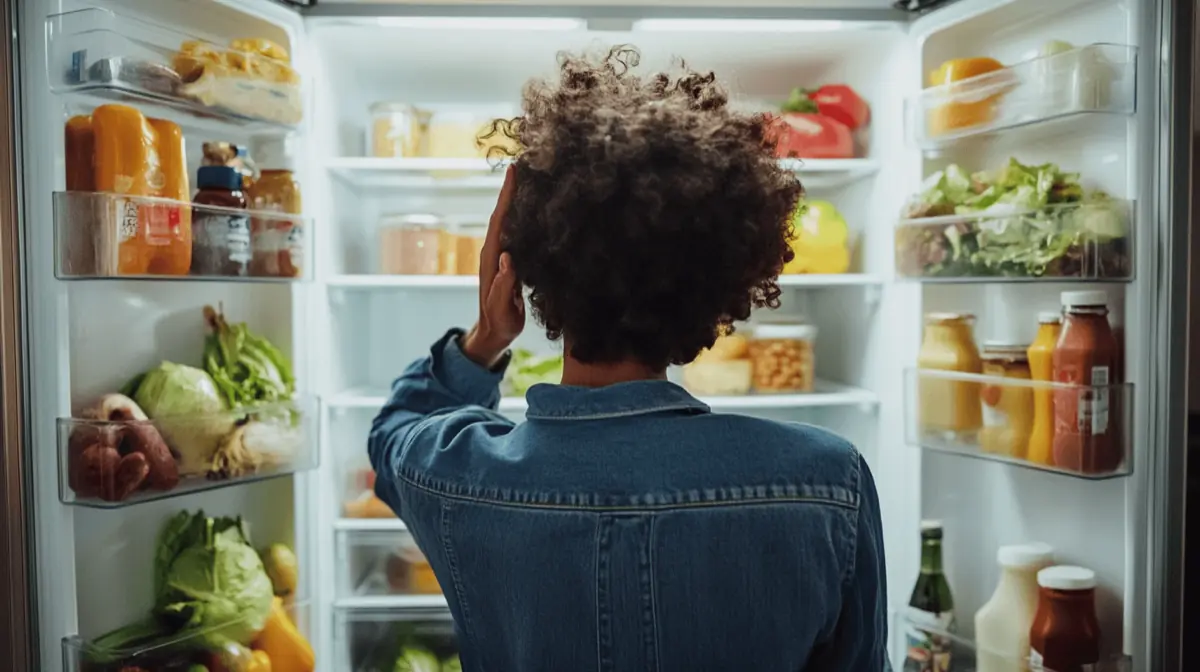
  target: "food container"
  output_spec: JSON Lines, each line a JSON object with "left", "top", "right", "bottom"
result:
{"left": 917, "top": 312, "right": 983, "bottom": 436}
{"left": 380, "top": 213, "right": 445, "bottom": 275}
{"left": 682, "top": 334, "right": 752, "bottom": 396}
{"left": 370, "top": 102, "right": 431, "bottom": 158}
{"left": 1032, "top": 42, "right": 1116, "bottom": 118}
{"left": 428, "top": 111, "right": 488, "bottom": 158}
{"left": 455, "top": 222, "right": 488, "bottom": 275}
{"left": 749, "top": 323, "right": 816, "bottom": 393}
{"left": 925, "top": 57, "right": 1014, "bottom": 137}
{"left": 386, "top": 542, "right": 442, "bottom": 595}
{"left": 979, "top": 342, "right": 1034, "bottom": 458}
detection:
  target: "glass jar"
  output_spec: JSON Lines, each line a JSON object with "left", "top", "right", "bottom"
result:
{"left": 979, "top": 342, "right": 1034, "bottom": 458}
{"left": 917, "top": 313, "right": 983, "bottom": 437}
{"left": 1029, "top": 566, "right": 1102, "bottom": 670}
{"left": 748, "top": 323, "right": 816, "bottom": 393}
{"left": 1053, "top": 290, "right": 1122, "bottom": 474}
{"left": 370, "top": 102, "right": 431, "bottom": 158}
{"left": 455, "top": 222, "right": 488, "bottom": 276}
{"left": 380, "top": 213, "right": 444, "bottom": 275}
{"left": 428, "top": 110, "right": 488, "bottom": 158}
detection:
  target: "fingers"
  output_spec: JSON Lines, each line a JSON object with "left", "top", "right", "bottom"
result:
{"left": 480, "top": 165, "right": 517, "bottom": 303}
{"left": 488, "top": 252, "right": 518, "bottom": 308}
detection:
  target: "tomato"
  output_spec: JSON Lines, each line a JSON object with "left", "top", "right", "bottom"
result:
{"left": 806, "top": 84, "right": 870, "bottom": 131}
{"left": 766, "top": 113, "right": 854, "bottom": 160}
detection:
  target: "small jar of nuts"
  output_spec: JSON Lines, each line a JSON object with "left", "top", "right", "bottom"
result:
{"left": 749, "top": 322, "right": 817, "bottom": 393}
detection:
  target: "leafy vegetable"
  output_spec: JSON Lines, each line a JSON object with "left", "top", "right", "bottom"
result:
{"left": 394, "top": 644, "right": 441, "bottom": 672}
{"left": 503, "top": 349, "right": 564, "bottom": 396}
{"left": 88, "top": 511, "right": 276, "bottom": 663}
{"left": 134, "top": 362, "right": 234, "bottom": 474}
{"left": 897, "top": 157, "right": 1130, "bottom": 279}
{"left": 441, "top": 655, "right": 463, "bottom": 672}
{"left": 204, "top": 305, "right": 295, "bottom": 410}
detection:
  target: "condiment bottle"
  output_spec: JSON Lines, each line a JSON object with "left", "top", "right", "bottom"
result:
{"left": 974, "top": 543, "right": 1055, "bottom": 672}
{"left": 1027, "top": 312, "right": 1062, "bottom": 465}
{"left": 979, "top": 342, "right": 1033, "bottom": 458}
{"left": 1052, "top": 291, "right": 1121, "bottom": 474}
{"left": 191, "top": 166, "right": 250, "bottom": 277}
{"left": 1029, "top": 566, "right": 1102, "bottom": 671}
{"left": 247, "top": 135, "right": 303, "bottom": 278}
{"left": 904, "top": 521, "right": 954, "bottom": 672}
{"left": 917, "top": 313, "right": 983, "bottom": 437}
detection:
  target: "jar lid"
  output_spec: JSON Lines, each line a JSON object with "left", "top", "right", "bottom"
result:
{"left": 1038, "top": 311, "right": 1063, "bottom": 324}
{"left": 1038, "top": 565, "right": 1096, "bottom": 590}
{"left": 754, "top": 322, "right": 817, "bottom": 340}
{"left": 1061, "top": 290, "right": 1109, "bottom": 308}
{"left": 925, "top": 312, "right": 974, "bottom": 323}
{"left": 196, "top": 165, "right": 242, "bottom": 190}
{"left": 997, "top": 542, "right": 1054, "bottom": 568}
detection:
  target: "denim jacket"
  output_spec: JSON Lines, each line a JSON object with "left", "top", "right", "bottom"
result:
{"left": 369, "top": 330, "right": 889, "bottom": 672}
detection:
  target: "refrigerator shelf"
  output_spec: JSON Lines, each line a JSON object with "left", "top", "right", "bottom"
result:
{"left": 894, "top": 200, "right": 1134, "bottom": 282}
{"left": 910, "top": 43, "right": 1136, "bottom": 150}
{"left": 335, "top": 517, "right": 407, "bottom": 532}
{"left": 46, "top": 7, "right": 302, "bottom": 130}
{"left": 58, "top": 394, "right": 319, "bottom": 508}
{"left": 896, "top": 613, "right": 1131, "bottom": 671}
{"left": 326, "top": 273, "right": 885, "bottom": 290}
{"left": 326, "top": 156, "right": 880, "bottom": 191}
{"left": 904, "top": 369, "right": 1133, "bottom": 480}
{"left": 54, "top": 191, "right": 309, "bottom": 281}
{"left": 63, "top": 600, "right": 312, "bottom": 671}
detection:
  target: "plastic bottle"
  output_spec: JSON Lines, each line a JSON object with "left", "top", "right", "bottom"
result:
{"left": 1026, "top": 311, "right": 1061, "bottom": 465}
{"left": 974, "top": 543, "right": 1055, "bottom": 672}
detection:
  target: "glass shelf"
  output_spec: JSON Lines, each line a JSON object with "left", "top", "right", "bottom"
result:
{"left": 63, "top": 601, "right": 311, "bottom": 671}
{"left": 46, "top": 7, "right": 302, "bottom": 130}
{"left": 54, "top": 191, "right": 308, "bottom": 281}
{"left": 911, "top": 43, "right": 1136, "bottom": 149}
{"left": 334, "top": 606, "right": 457, "bottom": 672}
{"left": 897, "top": 613, "right": 1131, "bottom": 671}
{"left": 894, "top": 200, "right": 1134, "bottom": 282}
{"left": 59, "top": 394, "right": 318, "bottom": 507}
{"left": 904, "top": 369, "right": 1132, "bottom": 480}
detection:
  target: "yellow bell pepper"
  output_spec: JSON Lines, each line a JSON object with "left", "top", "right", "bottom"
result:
{"left": 253, "top": 597, "right": 315, "bottom": 672}
{"left": 926, "top": 57, "right": 1011, "bottom": 136}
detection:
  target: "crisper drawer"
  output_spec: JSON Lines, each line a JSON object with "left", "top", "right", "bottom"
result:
{"left": 333, "top": 607, "right": 459, "bottom": 672}
{"left": 336, "top": 529, "right": 445, "bottom": 601}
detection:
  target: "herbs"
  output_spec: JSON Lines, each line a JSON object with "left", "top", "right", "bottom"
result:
{"left": 896, "top": 158, "right": 1131, "bottom": 279}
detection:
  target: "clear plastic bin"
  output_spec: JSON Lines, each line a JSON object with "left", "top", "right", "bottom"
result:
{"left": 341, "top": 462, "right": 399, "bottom": 520}
{"left": 54, "top": 191, "right": 308, "bottom": 281}
{"left": 63, "top": 600, "right": 312, "bottom": 671}
{"left": 912, "top": 43, "right": 1136, "bottom": 148}
{"left": 58, "top": 394, "right": 318, "bottom": 507}
{"left": 336, "top": 530, "right": 443, "bottom": 599}
{"left": 749, "top": 322, "right": 817, "bottom": 393}
{"left": 46, "top": 7, "right": 303, "bottom": 128}
{"left": 379, "top": 213, "right": 446, "bottom": 275}
{"left": 334, "top": 607, "right": 458, "bottom": 672}
{"left": 894, "top": 200, "right": 1134, "bottom": 281}
{"left": 904, "top": 368, "right": 1133, "bottom": 479}
{"left": 370, "top": 102, "right": 432, "bottom": 158}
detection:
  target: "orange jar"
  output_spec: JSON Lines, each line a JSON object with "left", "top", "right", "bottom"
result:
{"left": 917, "top": 313, "right": 983, "bottom": 436}
{"left": 1027, "top": 312, "right": 1062, "bottom": 465}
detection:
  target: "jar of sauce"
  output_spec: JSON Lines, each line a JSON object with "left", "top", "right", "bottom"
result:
{"left": 1029, "top": 565, "right": 1101, "bottom": 671}
{"left": 979, "top": 342, "right": 1033, "bottom": 458}
{"left": 191, "top": 166, "right": 250, "bottom": 277}
{"left": 917, "top": 313, "right": 983, "bottom": 437}
{"left": 248, "top": 135, "right": 303, "bottom": 278}
{"left": 1052, "top": 291, "right": 1121, "bottom": 475}
{"left": 1027, "top": 312, "right": 1062, "bottom": 466}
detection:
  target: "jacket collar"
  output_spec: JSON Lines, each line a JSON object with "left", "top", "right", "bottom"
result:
{"left": 524, "top": 380, "right": 711, "bottom": 421}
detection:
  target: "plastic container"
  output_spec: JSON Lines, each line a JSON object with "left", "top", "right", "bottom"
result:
{"left": 336, "top": 530, "right": 441, "bottom": 598}
{"left": 342, "top": 465, "right": 397, "bottom": 520}
{"left": 58, "top": 394, "right": 317, "bottom": 507}
{"left": 455, "top": 222, "right": 488, "bottom": 275}
{"left": 917, "top": 313, "right": 983, "bottom": 437}
{"left": 334, "top": 607, "right": 457, "bottom": 672}
{"left": 380, "top": 213, "right": 445, "bottom": 275}
{"left": 682, "top": 334, "right": 753, "bottom": 396}
{"left": 370, "top": 102, "right": 432, "bottom": 158}
{"left": 979, "top": 342, "right": 1033, "bottom": 458}
{"left": 749, "top": 323, "right": 816, "bottom": 393}
{"left": 428, "top": 111, "right": 488, "bottom": 158}
{"left": 974, "top": 543, "right": 1056, "bottom": 672}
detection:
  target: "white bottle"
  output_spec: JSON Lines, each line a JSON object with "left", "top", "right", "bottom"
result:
{"left": 974, "top": 543, "right": 1055, "bottom": 672}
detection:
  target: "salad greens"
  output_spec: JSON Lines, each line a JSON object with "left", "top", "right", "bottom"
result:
{"left": 204, "top": 304, "right": 296, "bottom": 409}
{"left": 896, "top": 158, "right": 1130, "bottom": 279}
{"left": 504, "top": 349, "right": 564, "bottom": 396}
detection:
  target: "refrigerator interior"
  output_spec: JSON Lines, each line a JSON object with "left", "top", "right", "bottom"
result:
{"left": 16, "top": 0, "right": 1164, "bottom": 669}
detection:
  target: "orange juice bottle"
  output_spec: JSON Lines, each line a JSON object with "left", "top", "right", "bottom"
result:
{"left": 1026, "top": 311, "right": 1062, "bottom": 465}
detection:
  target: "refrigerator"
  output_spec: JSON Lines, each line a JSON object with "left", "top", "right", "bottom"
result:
{"left": 3, "top": 0, "right": 1191, "bottom": 670}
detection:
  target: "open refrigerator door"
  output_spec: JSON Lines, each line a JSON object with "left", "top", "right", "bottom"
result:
{"left": 16, "top": 0, "right": 322, "bottom": 670}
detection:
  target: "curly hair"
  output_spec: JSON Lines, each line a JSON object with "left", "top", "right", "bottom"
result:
{"left": 483, "top": 46, "right": 802, "bottom": 369}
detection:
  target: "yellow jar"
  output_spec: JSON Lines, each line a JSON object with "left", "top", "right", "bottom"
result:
{"left": 978, "top": 343, "right": 1034, "bottom": 458}
{"left": 1026, "top": 312, "right": 1062, "bottom": 465}
{"left": 917, "top": 313, "right": 983, "bottom": 436}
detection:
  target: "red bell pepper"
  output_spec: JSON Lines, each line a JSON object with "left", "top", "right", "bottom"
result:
{"left": 766, "top": 113, "right": 855, "bottom": 160}
{"left": 804, "top": 84, "right": 870, "bottom": 131}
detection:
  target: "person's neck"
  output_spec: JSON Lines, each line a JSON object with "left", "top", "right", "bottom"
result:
{"left": 559, "top": 351, "right": 667, "bottom": 388}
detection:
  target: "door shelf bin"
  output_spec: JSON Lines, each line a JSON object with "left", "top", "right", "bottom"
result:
{"left": 55, "top": 191, "right": 309, "bottom": 281}
{"left": 58, "top": 395, "right": 318, "bottom": 507}
{"left": 63, "top": 600, "right": 311, "bottom": 671}
{"left": 336, "top": 529, "right": 444, "bottom": 600}
{"left": 910, "top": 43, "right": 1136, "bottom": 149}
{"left": 903, "top": 369, "right": 1133, "bottom": 480}
{"left": 895, "top": 200, "right": 1134, "bottom": 282}
{"left": 46, "top": 7, "right": 302, "bottom": 128}
{"left": 334, "top": 607, "right": 458, "bottom": 672}
{"left": 897, "top": 613, "right": 1131, "bottom": 671}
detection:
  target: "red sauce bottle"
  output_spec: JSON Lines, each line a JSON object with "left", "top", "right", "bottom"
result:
{"left": 1028, "top": 566, "right": 1102, "bottom": 671}
{"left": 1051, "top": 290, "right": 1122, "bottom": 474}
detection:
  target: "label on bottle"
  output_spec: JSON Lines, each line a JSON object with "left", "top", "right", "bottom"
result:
{"left": 113, "top": 198, "right": 139, "bottom": 243}
{"left": 143, "top": 202, "right": 182, "bottom": 245}
{"left": 1088, "top": 365, "right": 1110, "bottom": 434}
{"left": 195, "top": 212, "right": 250, "bottom": 265}
{"left": 904, "top": 607, "right": 954, "bottom": 672}
{"left": 287, "top": 223, "right": 304, "bottom": 272}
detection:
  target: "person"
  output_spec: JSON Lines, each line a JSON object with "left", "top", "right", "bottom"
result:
{"left": 369, "top": 46, "right": 888, "bottom": 671}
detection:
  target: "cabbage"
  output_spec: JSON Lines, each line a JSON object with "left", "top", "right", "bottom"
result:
{"left": 394, "top": 645, "right": 441, "bottom": 672}
{"left": 133, "top": 362, "right": 233, "bottom": 474}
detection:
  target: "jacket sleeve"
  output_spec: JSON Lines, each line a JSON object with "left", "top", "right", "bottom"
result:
{"left": 367, "top": 329, "right": 516, "bottom": 521}
{"left": 808, "top": 454, "right": 891, "bottom": 671}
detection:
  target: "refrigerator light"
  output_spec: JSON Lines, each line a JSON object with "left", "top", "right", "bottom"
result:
{"left": 374, "top": 17, "right": 585, "bottom": 31}
{"left": 633, "top": 19, "right": 847, "bottom": 33}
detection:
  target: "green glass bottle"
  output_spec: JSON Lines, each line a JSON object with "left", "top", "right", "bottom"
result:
{"left": 904, "top": 521, "right": 955, "bottom": 672}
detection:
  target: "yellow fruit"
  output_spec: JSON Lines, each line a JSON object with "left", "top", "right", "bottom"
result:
{"left": 784, "top": 200, "right": 850, "bottom": 274}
